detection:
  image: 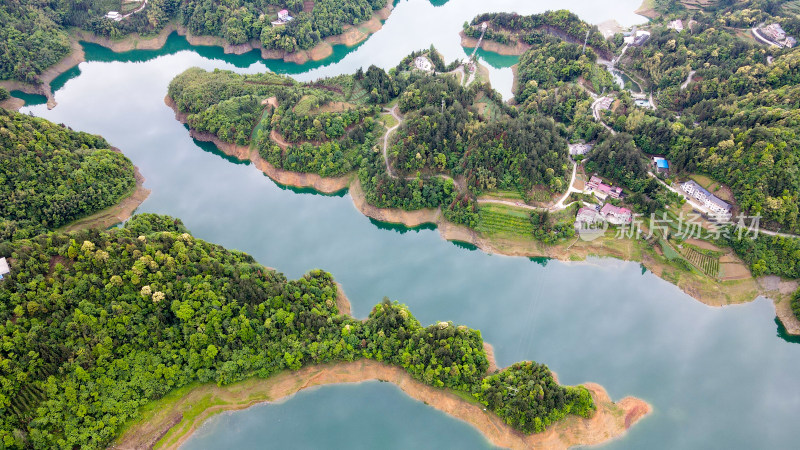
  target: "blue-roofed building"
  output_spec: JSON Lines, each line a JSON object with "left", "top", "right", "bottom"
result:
{"left": 0, "top": 257, "right": 9, "bottom": 280}
{"left": 653, "top": 157, "right": 669, "bottom": 174}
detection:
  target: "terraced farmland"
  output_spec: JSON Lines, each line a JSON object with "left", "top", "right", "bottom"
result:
{"left": 475, "top": 204, "right": 534, "bottom": 238}
{"left": 679, "top": 245, "right": 720, "bottom": 278}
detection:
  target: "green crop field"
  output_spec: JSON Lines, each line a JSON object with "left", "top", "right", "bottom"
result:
{"left": 475, "top": 204, "right": 534, "bottom": 238}
{"left": 783, "top": 0, "right": 800, "bottom": 17}
{"left": 679, "top": 245, "right": 720, "bottom": 278}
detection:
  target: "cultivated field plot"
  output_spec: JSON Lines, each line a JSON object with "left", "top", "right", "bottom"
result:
{"left": 679, "top": 245, "right": 720, "bottom": 278}
{"left": 476, "top": 204, "right": 534, "bottom": 238}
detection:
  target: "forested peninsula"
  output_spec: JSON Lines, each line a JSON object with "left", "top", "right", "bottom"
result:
{"left": 0, "top": 108, "right": 149, "bottom": 241}
{"left": 0, "top": 0, "right": 393, "bottom": 104}
{"left": 0, "top": 214, "right": 647, "bottom": 448}
{"left": 167, "top": 4, "right": 800, "bottom": 334}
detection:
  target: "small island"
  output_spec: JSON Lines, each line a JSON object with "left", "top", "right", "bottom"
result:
{"left": 0, "top": 214, "right": 648, "bottom": 448}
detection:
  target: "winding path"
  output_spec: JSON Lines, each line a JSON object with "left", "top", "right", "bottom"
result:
{"left": 122, "top": 0, "right": 148, "bottom": 19}
{"left": 591, "top": 97, "right": 616, "bottom": 134}
{"left": 553, "top": 160, "right": 580, "bottom": 209}
{"left": 379, "top": 106, "right": 577, "bottom": 212}
{"left": 680, "top": 70, "right": 696, "bottom": 90}
{"left": 647, "top": 172, "right": 800, "bottom": 239}
{"left": 477, "top": 159, "right": 579, "bottom": 212}
{"left": 381, "top": 105, "right": 403, "bottom": 178}
{"left": 752, "top": 26, "right": 781, "bottom": 48}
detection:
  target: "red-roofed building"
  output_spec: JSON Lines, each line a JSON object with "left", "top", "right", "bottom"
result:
{"left": 587, "top": 176, "right": 623, "bottom": 200}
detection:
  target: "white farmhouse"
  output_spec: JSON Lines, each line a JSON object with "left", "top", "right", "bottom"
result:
{"left": 681, "top": 180, "right": 731, "bottom": 216}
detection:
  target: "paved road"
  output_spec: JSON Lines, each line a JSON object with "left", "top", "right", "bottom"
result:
{"left": 752, "top": 26, "right": 781, "bottom": 47}
{"left": 647, "top": 172, "right": 800, "bottom": 239}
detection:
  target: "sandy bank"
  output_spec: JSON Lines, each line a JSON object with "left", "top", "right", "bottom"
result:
{"left": 0, "top": 0, "right": 394, "bottom": 110}
{"left": 0, "top": 97, "right": 25, "bottom": 111}
{"left": 635, "top": 0, "right": 659, "bottom": 19}
{"left": 115, "top": 361, "right": 648, "bottom": 450}
{"left": 334, "top": 281, "right": 352, "bottom": 317}
{"left": 165, "top": 97, "right": 799, "bottom": 334}
{"left": 165, "top": 96, "right": 351, "bottom": 193}
{"left": 60, "top": 161, "right": 150, "bottom": 232}
{"left": 460, "top": 31, "right": 531, "bottom": 56}
{"left": 0, "top": 40, "right": 85, "bottom": 110}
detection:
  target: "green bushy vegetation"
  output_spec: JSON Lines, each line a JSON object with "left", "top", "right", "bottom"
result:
{"left": 0, "top": 215, "right": 594, "bottom": 448}
{"left": 475, "top": 361, "right": 595, "bottom": 433}
{"left": 723, "top": 231, "right": 800, "bottom": 279}
{"left": 464, "top": 10, "right": 614, "bottom": 57}
{"left": 0, "top": 2, "right": 71, "bottom": 82}
{"left": 1, "top": 0, "right": 391, "bottom": 82}
{"left": 791, "top": 287, "right": 800, "bottom": 321}
{"left": 392, "top": 75, "right": 570, "bottom": 194}
{"left": 476, "top": 204, "right": 535, "bottom": 238}
{"left": 515, "top": 40, "right": 615, "bottom": 102}
{"left": 0, "top": 108, "right": 136, "bottom": 242}
{"left": 168, "top": 60, "right": 569, "bottom": 226}
{"left": 613, "top": 0, "right": 800, "bottom": 232}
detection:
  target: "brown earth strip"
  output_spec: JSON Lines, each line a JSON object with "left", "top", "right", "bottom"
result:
{"left": 1, "top": 0, "right": 394, "bottom": 110}
{"left": 165, "top": 94, "right": 800, "bottom": 335}
{"left": 460, "top": 31, "right": 532, "bottom": 56}
{"left": 0, "top": 97, "right": 25, "bottom": 111}
{"left": 59, "top": 162, "right": 150, "bottom": 232}
{"left": 112, "top": 287, "right": 649, "bottom": 449}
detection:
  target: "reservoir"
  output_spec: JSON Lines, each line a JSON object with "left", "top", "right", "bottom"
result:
{"left": 18, "top": 0, "right": 800, "bottom": 448}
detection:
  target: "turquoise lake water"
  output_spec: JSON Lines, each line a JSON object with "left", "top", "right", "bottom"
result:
{"left": 16, "top": 0, "right": 800, "bottom": 448}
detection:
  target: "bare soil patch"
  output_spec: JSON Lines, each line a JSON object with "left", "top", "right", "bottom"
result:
{"left": 311, "top": 101, "right": 356, "bottom": 114}
{"left": 460, "top": 31, "right": 531, "bottom": 56}
{"left": 115, "top": 361, "right": 649, "bottom": 450}
{"left": 0, "top": 97, "right": 25, "bottom": 111}
{"left": 60, "top": 163, "right": 150, "bottom": 232}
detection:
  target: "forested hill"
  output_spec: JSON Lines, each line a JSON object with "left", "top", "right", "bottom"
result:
{"left": 611, "top": 0, "right": 800, "bottom": 233}
{"left": 0, "top": 0, "right": 390, "bottom": 83}
{"left": 0, "top": 214, "right": 594, "bottom": 448}
{"left": 168, "top": 53, "right": 573, "bottom": 228}
{"left": 463, "top": 10, "right": 614, "bottom": 58}
{"left": 0, "top": 108, "right": 137, "bottom": 242}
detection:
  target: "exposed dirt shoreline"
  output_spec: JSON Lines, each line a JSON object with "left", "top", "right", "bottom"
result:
{"left": 60, "top": 158, "right": 150, "bottom": 233}
{"left": 0, "top": 1, "right": 393, "bottom": 110}
{"left": 114, "top": 289, "right": 650, "bottom": 450}
{"left": 460, "top": 31, "right": 532, "bottom": 56}
{"left": 164, "top": 94, "right": 800, "bottom": 335}
{"left": 165, "top": 96, "right": 351, "bottom": 193}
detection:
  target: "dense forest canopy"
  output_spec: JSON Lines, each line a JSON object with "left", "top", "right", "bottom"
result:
{"left": 0, "top": 1, "right": 72, "bottom": 82}
{"left": 0, "top": 108, "right": 136, "bottom": 242}
{"left": 392, "top": 75, "right": 570, "bottom": 193}
{"left": 612, "top": 0, "right": 800, "bottom": 232}
{"left": 0, "top": 214, "right": 594, "bottom": 448}
{"left": 464, "top": 10, "right": 613, "bottom": 58}
{"left": 0, "top": 0, "right": 389, "bottom": 82}
{"left": 514, "top": 38, "right": 615, "bottom": 103}
{"left": 167, "top": 56, "right": 571, "bottom": 226}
